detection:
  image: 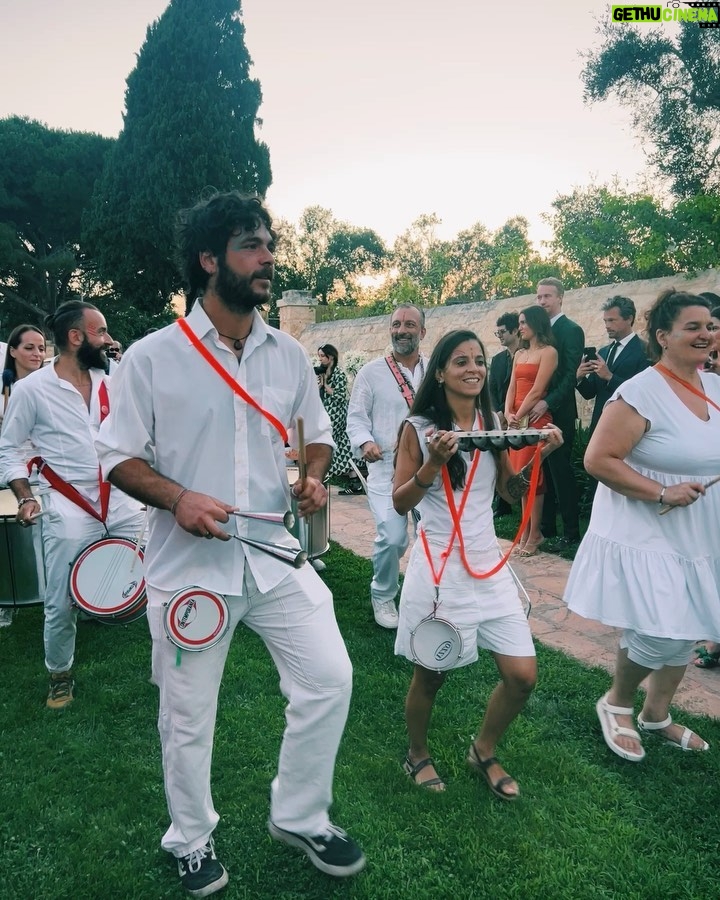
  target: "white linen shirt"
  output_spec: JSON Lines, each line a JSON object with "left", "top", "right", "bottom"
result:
{"left": 346, "top": 354, "right": 428, "bottom": 459}
{"left": 95, "top": 302, "right": 334, "bottom": 595}
{"left": 0, "top": 362, "right": 110, "bottom": 501}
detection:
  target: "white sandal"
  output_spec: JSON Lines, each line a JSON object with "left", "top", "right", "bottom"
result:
{"left": 596, "top": 693, "right": 645, "bottom": 762}
{"left": 637, "top": 713, "right": 710, "bottom": 752}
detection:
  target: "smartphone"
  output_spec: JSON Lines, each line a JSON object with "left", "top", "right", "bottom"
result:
{"left": 583, "top": 346, "right": 597, "bottom": 361}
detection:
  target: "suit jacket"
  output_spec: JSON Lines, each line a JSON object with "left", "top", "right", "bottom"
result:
{"left": 576, "top": 333, "right": 650, "bottom": 433}
{"left": 546, "top": 314, "right": 585, "bottom": 430}
{"left": 488, "top": 348, "right": 513, "bottom": 413}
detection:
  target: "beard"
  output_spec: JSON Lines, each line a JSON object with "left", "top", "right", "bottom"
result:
{"left": 77, "top": 337, "right": 108, "bottom": 371}
{"left": 215, "top": 257, "right": 273, "bottom": 313}
{"left": 391, "top": 333, "right": 420, "bottom": 357}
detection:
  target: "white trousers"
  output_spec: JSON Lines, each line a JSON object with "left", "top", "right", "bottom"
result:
{"left": 366, "top": 459, "right": 410, "bottom": 606}
{"left": 147, "top": 562, "right": 353, "bottom": 858}
{"left": 40, "top": 488, "right": 145, "bottom": 673}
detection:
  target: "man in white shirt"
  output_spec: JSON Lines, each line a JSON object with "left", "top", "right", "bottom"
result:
{"left": 0, "top": 300, "right": 145, "bottom": 709}
{"left": 95, "top": 192, "right": 364, "bottom": 897}
{"left": 346, "top": 305, "right": 428, "bottom": 628}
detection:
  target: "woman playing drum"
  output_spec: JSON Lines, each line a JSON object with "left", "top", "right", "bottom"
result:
{"left": 392, "top": 329, "right": 563, "bottom": 799}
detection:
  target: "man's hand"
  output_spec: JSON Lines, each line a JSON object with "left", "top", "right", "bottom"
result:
{"left": 173, "top": 490, "right": 235, "bottom": 541}
{"left": 360, "top": 440, "right": 383, "bottom": 463}
{"left": 16, "top": 497, "right": 41, "bottom": 527}
{"left": 529, "top": 400, "right": 548, "bottom": 423}
{"left": 591, "top": 355, "right": 612, "bottom": 382}
{"left": 576, "top": 359, "right": 594, "bottom": 380}
{"left": 291, "top": 476, "right": 327, "bottom": 517}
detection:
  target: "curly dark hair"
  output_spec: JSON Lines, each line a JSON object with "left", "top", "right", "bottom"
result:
{"left": 405, "top": 329, "right": 496, "bottom": 490}
{"left": 176, "top": 191, "right": 276, "bottom": 313}
{"left": 645, "top": 289, "right": 711, "bottom": 362}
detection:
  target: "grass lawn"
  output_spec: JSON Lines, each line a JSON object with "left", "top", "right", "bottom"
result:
{"left": 1, "top": 542, "right": 718, "bottom": 899}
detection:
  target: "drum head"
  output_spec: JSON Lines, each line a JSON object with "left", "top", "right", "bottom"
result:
{"left": 410, "top": 615, "right": 463, "bottom": 671}
{"left": 163, "top": 587, "right": 229, "bottom": 652}
{"left": 69, "top": 537, "right": 146, "bottom": 619}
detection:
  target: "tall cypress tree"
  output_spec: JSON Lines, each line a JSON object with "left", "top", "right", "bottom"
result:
{"left": 84, "top": 0, "right": 271, "bottom": 320}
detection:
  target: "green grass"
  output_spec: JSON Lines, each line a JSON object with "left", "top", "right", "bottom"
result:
{"left": 2, "top": 543, "right": 718, "bottom": 899}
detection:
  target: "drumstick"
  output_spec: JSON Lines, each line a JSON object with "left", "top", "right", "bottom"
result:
{"left": 659, "top": 475, "right": 720, "bottom": 516}
{"left": 130, "top": 507, "right": 150, "bottom": 571}
{"left": 296, "top": 416, "right": 307, "bottom": 485}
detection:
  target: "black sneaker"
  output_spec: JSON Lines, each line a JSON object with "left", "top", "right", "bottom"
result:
{"left": 268, "top": 821, "right": 366, "bottom": 877}
{"left": 177, "top": 838, "right": 228, "bottom": 897}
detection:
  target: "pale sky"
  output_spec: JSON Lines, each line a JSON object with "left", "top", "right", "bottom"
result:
{"left": 0, "top": 0, "right": 653, "bottom": 248}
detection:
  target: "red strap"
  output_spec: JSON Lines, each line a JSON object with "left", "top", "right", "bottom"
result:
{"left": 385, "top": 356, "right": 416, "bottom": 409}
{"left": 98, "top": 380, "right": 110, "bottom": 423}
{"left": 177, "top": 318, "right": 289, "bottom": 443}
{"left": 27, "top": 457, "right": 110, "bottom": 523}
{"left": 655, "top": 364, "right": 720, "bottom": 414}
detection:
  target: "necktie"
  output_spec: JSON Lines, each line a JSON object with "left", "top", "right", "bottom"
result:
{"left": 606, "top": 341, "right": 621, "bottom": 370}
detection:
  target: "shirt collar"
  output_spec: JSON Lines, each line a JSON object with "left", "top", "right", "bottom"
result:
{"left": 187, "top": 299, "right": 275, "bottom": 347}
{"left": 614, "top": 332, "right": 635, "bottom": 348}
{"left": 550, "top": 312, "right": 564, "bottom": 326}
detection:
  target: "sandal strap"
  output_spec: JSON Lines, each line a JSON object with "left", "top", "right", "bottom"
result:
{"left": 637, "top": 713, "right": 673, "bottom": 732}
{"left": 404, "top": 756, "right": 437, "bottom": 779}
{"left": 600, "top": 693, "right": 634, "bottom": 717}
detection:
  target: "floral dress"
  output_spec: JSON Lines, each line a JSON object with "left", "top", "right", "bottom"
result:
{"left": 322, "top": 367, "right": 353, "bottom": 478}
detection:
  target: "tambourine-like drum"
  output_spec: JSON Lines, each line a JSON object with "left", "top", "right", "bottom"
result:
{"left": 410, "top": 615, "right": 464, "bottom": 672}
{"left": 69, "top": 536, "right": 146, "bottom": 623}
{"left": 0, "top": 489, "right": 45, "bottom": 608}
{"left": 426, "top": 429, "right": 549, "bottom": 452}
{"left": 286, "top": 466, "right": 330, "bottom": 559}
{"left": 163, "top": 587, "right": 230, "bottom": 652}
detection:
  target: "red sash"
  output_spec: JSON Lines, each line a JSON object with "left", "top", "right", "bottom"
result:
{"left": 177, "top": 318, "right": 289, "bottom": 443}
{"left": 27, "top": 380, "right": 112, "bottom": 523}
{"left": 385, "top": 355, "right": 417, "bottom": 409}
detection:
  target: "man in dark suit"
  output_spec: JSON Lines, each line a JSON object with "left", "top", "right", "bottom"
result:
{"left": 488, "top": 311, "right": 520, "bottom": 516}
{"left": 576, "top": 296, "right": 650, "bottom": 436}
{"left": 531, "top": 278, "right": 584, "bottom": 547}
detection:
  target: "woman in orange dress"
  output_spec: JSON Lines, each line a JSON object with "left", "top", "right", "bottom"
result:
{"left": 504, "top": 306, "right": 557, "bottom": 555}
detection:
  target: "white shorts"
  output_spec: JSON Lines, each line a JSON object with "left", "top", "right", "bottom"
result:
{"left": 395, "top": 541, "right": 536, "bottom": 668}
{"left": 620, "top": 630, "right": 696, "bottom": 670}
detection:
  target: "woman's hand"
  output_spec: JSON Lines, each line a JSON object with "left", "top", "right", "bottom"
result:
{"left": 426, "top": 429, "right": 459, "bottom": 465}
{"left": 539, "top": 424, "right": 564, "bottom": 459}
{"left": 660, "top": 481, "right": 706, "bottom": 509}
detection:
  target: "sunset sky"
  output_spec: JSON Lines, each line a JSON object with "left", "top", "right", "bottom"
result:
{"left": 1, "top": 0, "right": 659, "bottom": 248}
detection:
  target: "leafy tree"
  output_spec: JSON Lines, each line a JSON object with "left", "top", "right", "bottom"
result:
{"left": 392, "top": 214, "right": 453, "bottom": 305}
{"left": 0, "top": 116, "right": 112, "bottom": 329}
{"left": 84, "top": 0, "right": 271, "bottom": 328}
{"left": 273, "top": 206, "right": 387, "bottom": 304}
{"left": 546, "top": 183, "right": 675, "bottom": 286}
{"left": 582, "top": 24, "right": 720, "bottom": 197}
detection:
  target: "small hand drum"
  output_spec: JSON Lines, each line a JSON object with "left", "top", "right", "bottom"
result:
{"left": 409, "top": 614, "right": 463, "bottom": 671}
{"left": 163, "top": 587, "right": 230, "bottom": 652}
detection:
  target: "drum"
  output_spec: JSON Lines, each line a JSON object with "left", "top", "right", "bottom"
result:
{"left": 163, "top": 587, "right": 230, "bottom": 652}
{"left": 286, "top": 466, "right": 330, "bottom": 559}
{"left": 69, "top": 536, "right": 146, "bottom": 624}
{"left": 0, "top": 488, "right": 45, "bottom": 608}
{"left": 410, "top": 614, "right": 464, "bottom": 672}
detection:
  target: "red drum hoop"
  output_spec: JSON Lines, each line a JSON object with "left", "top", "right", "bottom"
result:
{"left": 163, "top": 587, "right": 230, "bottom": 652}
{"left": 410, "top": 614, "right": 463, "bottom": 672}
{"left": 69, "top": 537, "right": 146, "bottom": 621}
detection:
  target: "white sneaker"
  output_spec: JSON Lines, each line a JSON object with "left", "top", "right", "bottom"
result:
{"left": 373, "top": 599, "right": 399, "bottom": 629}
{"left": 0, "top": 608, "right": 13, "bottom": 627}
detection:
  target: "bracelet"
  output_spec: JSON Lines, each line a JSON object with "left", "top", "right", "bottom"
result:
{"left": 413, "top": 473, "right": 435, "bottom": 490}
{"left": 519, "top": 465, "right": 533, "bottom": 486}
{"left": 658, "top": 485, "right": 666, "bottom": 505}
{"left": 17, "top": 496, "right": 38, "bottom": 509}
{"left": 170, "top": 487, "right": 189, "bottom": 516}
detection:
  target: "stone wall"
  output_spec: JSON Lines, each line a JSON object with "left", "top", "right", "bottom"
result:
{"left": 293, "top": 270, "right": 720, "bottom": 425}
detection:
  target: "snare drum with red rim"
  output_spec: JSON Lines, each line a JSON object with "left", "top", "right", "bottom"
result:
{"left": 410, "top": 614, "right": 464, "bottom": 672}
{"left": 163, "top": 587, "right": 230, "bottom": 652}
{"left": 69, "top": 536, "right": 146, "bottom": 623}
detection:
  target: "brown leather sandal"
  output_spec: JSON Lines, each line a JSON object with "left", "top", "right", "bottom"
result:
{"left": 403, "top": 755, "right": 446, "bottom": 791}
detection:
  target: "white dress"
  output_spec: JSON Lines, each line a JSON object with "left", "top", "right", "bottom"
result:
{"left": 565, "top": 368, "right": 720, "bottom": 641}
{"left": 395, "top": 415, "right": 531, "bottom": 668}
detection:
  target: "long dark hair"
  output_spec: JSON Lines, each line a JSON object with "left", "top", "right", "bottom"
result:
{"left": 407, "top": 329, "right": 495, "bottom": 490}
{"left": 318, "top": 343, "right": 338, "bottom": 373}
{"left": 3, "top": 324, "right": 46, "bottom": 388}
{"left": 518, "top": 306, "right": 554, "bottom": 349}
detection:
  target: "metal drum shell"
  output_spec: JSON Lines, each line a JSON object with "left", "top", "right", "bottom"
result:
{"left": 0, "top": 489, "right": 45, "bottom": 608}
{"left": 286, "top": 466, "right": 330, "bottom": 559}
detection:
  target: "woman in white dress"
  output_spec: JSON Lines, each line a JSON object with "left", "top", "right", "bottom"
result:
{"left": 565, "top": 290, "right": 720, "bottom": 762}
{"left": 392, "top": 329, "right": 562, "bottom": 799}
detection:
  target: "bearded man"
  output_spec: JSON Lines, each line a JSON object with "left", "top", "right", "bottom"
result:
{"left": 346, "top": 304, "right": 429, "bottom": 628}
{"left": 94, "top": 192, "right": 365, "bottom": 897}
{"left": 0, "top": 300, "right": 145, "bottom": 708}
